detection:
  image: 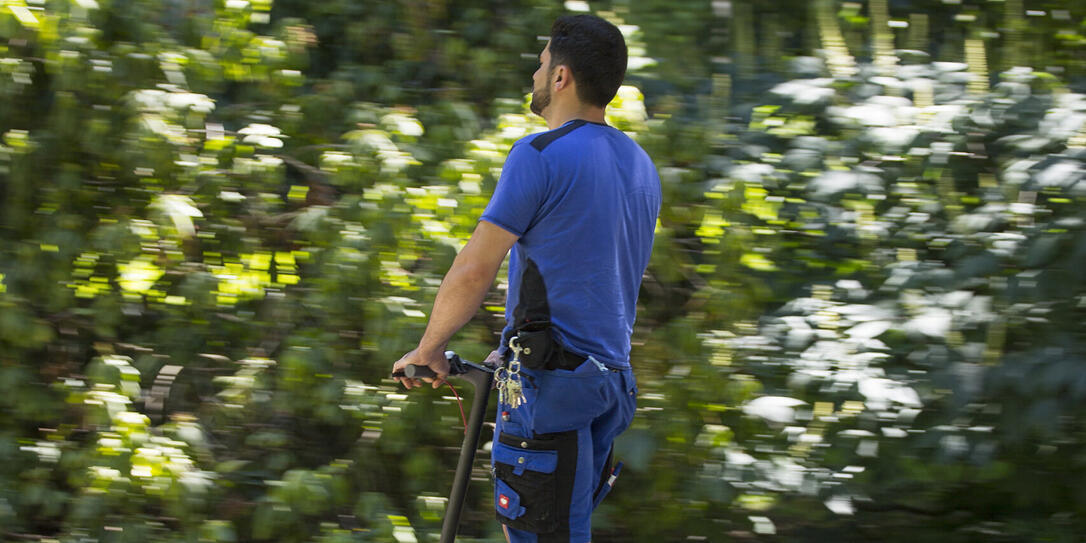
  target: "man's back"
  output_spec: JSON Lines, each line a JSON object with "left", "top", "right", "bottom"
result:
{"left": 481, "top": 119, "right": 661, "bottom": 368}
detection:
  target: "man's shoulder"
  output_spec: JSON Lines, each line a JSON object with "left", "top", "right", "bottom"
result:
{"left": 512, "top": 119, "right": 614, "bottom": 154}
{"left": 525, "top": 120, "right": 596, "bottom": 152}
{"left": 512, "top": 121, "right": 654, "bottom": 168}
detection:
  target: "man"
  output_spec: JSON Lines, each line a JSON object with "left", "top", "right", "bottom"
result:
{"left": 392, "top": 14, "right": 661, "bottom": 543}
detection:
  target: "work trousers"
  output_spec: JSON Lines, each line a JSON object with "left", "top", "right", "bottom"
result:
{"left": 491, "top": 356, "right": 638, "bottom": 543}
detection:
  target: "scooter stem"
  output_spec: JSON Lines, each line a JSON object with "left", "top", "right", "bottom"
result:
{"left": 440, "top": 352, "right": 494, "bottom": 542}
{"left": 397, "top": 352, "right": 495, "bottom": 542}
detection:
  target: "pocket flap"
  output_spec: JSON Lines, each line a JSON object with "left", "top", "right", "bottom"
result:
{"left": 492, "top": 442, "right": 558, "bottom": 476}
{"left": 494, "top": 478, "right": 527, "bottom": 520}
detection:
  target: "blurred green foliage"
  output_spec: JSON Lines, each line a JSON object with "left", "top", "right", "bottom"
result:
{"left": 1, "top": 0, "right": 1085, "bottom": 542}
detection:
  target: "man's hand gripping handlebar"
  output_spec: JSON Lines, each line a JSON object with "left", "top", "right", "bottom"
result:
{"left": 391, "top": 351, "right": 496, "bottom": 391}
{"left": 390, "top": 347, "right": 451, "bottom": 389}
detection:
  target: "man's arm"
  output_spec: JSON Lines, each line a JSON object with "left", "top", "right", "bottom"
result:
{"left": 392, "top": 220, "right": 518, "bottom": 389}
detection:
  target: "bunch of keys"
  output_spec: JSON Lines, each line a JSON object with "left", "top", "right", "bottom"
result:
{"left": 496, "top": 336, "right": 528, "bottom": 409}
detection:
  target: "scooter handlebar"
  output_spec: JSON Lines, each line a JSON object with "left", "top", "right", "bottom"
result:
{"left": 391, "top": 351, "right": 494, "bottom": 381}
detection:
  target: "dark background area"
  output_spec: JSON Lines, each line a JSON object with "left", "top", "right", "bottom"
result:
{"left": 1, "top": 0, "right": 1084, "bottom": 541}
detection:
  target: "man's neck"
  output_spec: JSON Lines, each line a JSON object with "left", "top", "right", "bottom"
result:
{"left": 544, "top": 105, "right": 607, "bottom": 130}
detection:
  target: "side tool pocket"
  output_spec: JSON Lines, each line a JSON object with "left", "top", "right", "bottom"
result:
{"left": 492, "top": 431, "right": 576, "bottom": 534}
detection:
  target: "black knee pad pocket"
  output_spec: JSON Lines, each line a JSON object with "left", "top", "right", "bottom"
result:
{"left": 493, "top": 430, "right": 577, "bottom": 536}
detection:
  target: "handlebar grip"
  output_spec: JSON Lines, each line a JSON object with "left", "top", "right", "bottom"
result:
{"left": 403, "top": 364, "right": 437, "bottom": 379}
{"left": 392, "top": 352, "right": 473, "bottom": 380}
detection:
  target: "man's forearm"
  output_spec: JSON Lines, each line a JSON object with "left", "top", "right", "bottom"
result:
{"left": 417, "top": 257, "right": 500, "bottom": 354}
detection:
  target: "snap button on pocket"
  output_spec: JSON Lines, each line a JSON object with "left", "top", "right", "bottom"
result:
{"left": 493, "top": 441, "right": 558, "bottom": 477}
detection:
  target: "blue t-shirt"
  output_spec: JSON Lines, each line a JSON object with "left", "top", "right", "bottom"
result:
{"left": 480, "top": 119, "right": 661, "bottom": 369}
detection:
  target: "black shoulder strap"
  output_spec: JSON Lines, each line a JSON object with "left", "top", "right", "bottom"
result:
{"left": 530, "top": 119, "right": 587, "bottom": 152}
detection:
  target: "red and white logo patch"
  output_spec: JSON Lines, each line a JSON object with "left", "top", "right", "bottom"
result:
{"left": 499, "top": 494, "right": 510, "bottom": 509}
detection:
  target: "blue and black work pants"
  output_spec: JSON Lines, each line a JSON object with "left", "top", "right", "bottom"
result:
{"left": 491, "top": 356, "right": 637, "bottom": 543}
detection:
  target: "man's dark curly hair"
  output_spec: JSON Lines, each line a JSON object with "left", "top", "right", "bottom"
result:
{"left": 548, "top": 14, "right": 628, "bottom": 108}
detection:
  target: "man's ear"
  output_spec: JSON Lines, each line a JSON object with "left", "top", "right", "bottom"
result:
{"left": 554, "top": 65, "right": 569, "bottom": 89}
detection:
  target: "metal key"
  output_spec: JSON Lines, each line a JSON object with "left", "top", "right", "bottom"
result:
{"left": 505, "top": 378, "right": 524, "bottom": 409}
{"left": 500, "top": 336, "right": 527, "bottom": 409}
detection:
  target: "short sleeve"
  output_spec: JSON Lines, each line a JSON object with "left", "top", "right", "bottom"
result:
{"left": 480, "top": 141, "right": 548, "bottom": 237}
